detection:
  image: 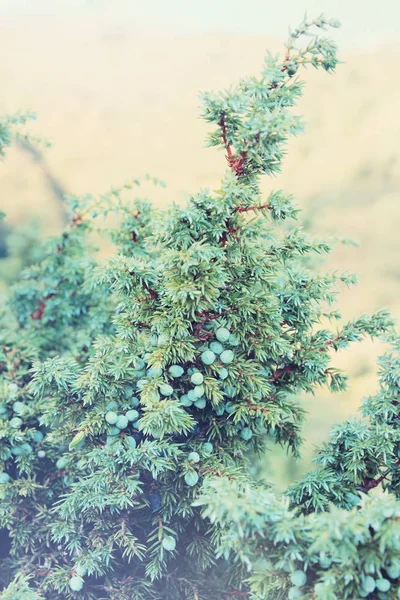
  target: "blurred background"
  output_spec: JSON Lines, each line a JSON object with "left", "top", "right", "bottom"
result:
{"left": 1, "top": 0, "right": 400, "bottom": 486}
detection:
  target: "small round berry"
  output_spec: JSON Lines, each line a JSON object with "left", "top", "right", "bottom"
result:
{"left": 147, "top": 366, "right": 163, "bottom": 378}
{"left": 219, "top": 368, "right": 229, "bottom": 380}
{"left": 0, "top": 473, "right": 11, "bottom": 484}
{"left": 184, "top": 471, "right": 199, "bottom": 486}
{"left": 126, "top": 410, "right": 139, "bottom": 422}
{"left": 215, "top": 405, "right": 225, "bottom": 416}
{"left": 194, "top": 398, "right": 206, "bottom": 409}
{"left": 13, "top": 401, "right": 27, "bottom": 415}
{"left": 180, "top": 394, "right": 192, "bottom": 407}
{"left": 288, "top": 588, "right": 303, "bottom": 600}
{"left": 116, "top": 415, "right": 129, "bottom": 429}
{"left": 10, "top": 417, "right": 23, "bottom": 429}
{"left": 291, "top": 570, "right": 307, "bottom": 588}
{"left": 191, "top": 372, "right": 204, "bottom": 385}
{"left": 361, "top": 576, "right": 376, "bottom": 593}
{"left": 56, "top": 457, "right": 68, "bottom": 470}
{"left": 209, "top": 341, "right": 224, "bottom": 355}
{"left": 240, "top": 427, "right": 253, "bottom": 441}
{"left": 69, "top": 576, "right": 84, "bottom": 591}
{"left": 201, "top": 350, "right": 216, "bottom": 365}
{"left": 188, "top": 451, "right": 200, "bottom": 463}
{"left": 106, "top": 401, "right": 118, "bottom": 411}
{"left": 162, "top": 536, "right": 176, "bottom": 551}
{"left": 376, "top": 579, "right": 391, "bottom": 592}
{"left": 287, "top": 63, "right": 299, "bottom": 77}
{"left": 125, "top": 436, "right": 137, "bottom": 448}
{"left": 105, "top": 411, "right": 118, "bottom": 425}
{"left": 33, "top": 431, "right": 44, "bottom": 443}
{"left": 37, "top": 450, "right": 46, "bottom": 458}
{"left": 229, "top": 334, "right": 240, "bottom": 346}
{"left": 169, "top": 365, "right": 184, "bottom": 378}
{"left": 215, "top": 327, "right": 230, "bottom": 343}
{"left": 187, "top": 390, "right": 197, "bottom": 402}
{"left": 160, "top": 384, "right": 174, "bottom": 397}
{"left": 109, "top": 426, "right": 120, "bottom": 436}
{"left": 202, "top": 442, "right": 213, "bottom": 455}
{"left": 319, "top": 556, "right": 331, "bottom": 569}
{"left": 220, "top": 350, "right": 234, "bottom": 364}
{"left": 193, "top": 385, "right": 205, "bottom": 398}
{"left": 131, "top": 396, "right": 140, "bottom": 408}
{"left": 387, "top": 561, "right": 400, "bottom": 579}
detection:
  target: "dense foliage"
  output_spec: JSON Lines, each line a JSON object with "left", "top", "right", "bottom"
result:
{"left": 0, "top": 15, "right": 399, "bottom": 600}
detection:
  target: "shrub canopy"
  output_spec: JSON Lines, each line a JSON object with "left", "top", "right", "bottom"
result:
{"left": 0, "top": 15, "right": 399, "bottom": 600}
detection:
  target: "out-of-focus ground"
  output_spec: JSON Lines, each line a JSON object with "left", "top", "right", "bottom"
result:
{"left": 1, "top": 14, "right": 400, "bottom": 486}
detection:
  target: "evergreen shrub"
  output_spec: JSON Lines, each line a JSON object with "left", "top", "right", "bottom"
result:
{"left": 0, "top": 15, "right": 399, "bottom": 600}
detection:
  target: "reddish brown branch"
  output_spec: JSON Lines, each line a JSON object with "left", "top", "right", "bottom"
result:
{"left": 130, "top": 211, "right": 141, "bottom": 242}
{"left": 30, "top": 293, "right": 55, "bottom": 321}
{"left": 219, "top": 115, "right": 233, "bottom": 161}
{"left": 362, "top": 459, "right": 400, "bottom": 491}
{"left": 246, "top": 400, "right": 270, "bottom": 415}
{"left": 234, "top": 203, "right": 272, "bottom": 214}
{"left": 219, "top": 115, "right": 247, "bottom": 176}
{"left": 72, "top": 214, "right": 83, "bottom": 227}
{"left": 270, "top": 364, "right": 296, "bottom": 382}
{"left": 193, "top": 309, "right": 233, "bottom": 339}
{"left": 142, "top": 282, "right": 158, "bottom": 301}
{"left": 271, "top": 336, "right": 344, "bottom": 383}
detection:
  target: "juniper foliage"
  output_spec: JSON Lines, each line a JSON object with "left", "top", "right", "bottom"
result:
{"left": 0, "top": 14, "right": 398, "bottom": 600}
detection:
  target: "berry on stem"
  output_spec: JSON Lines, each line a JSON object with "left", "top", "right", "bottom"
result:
{"left": 169, "top": 365, "right": 184, "bottom": 378}
{"left": 220, "top": 350, "right": 234, "bottom": 364}
{"left": 184, "top": 471, "right": 199, "bottom": 486}
{"left": 216, "top": 327, "right": 231, "bottom": 343}
{"left": 116, "top": 415, "right": 129, "bottom": 429}
{"left": 105, "top": 411, "right": 118, "bottom": 425}
{"left": 162, "top": 536, "right": 176, "bottom": 551}
{"left": 201, "top": 350, "right": 216, "bottom": 365}
{"left": 126, "top": 409, "right": 139, "bottom": 422}
{"left": 191, "top": 372, "right": 204, "bottom": 385}
{"left": 69, "top": 576, "right": 84, "bottom": 592}
{"left": 159, "top": 384, "right": 174, "bottom": 396}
